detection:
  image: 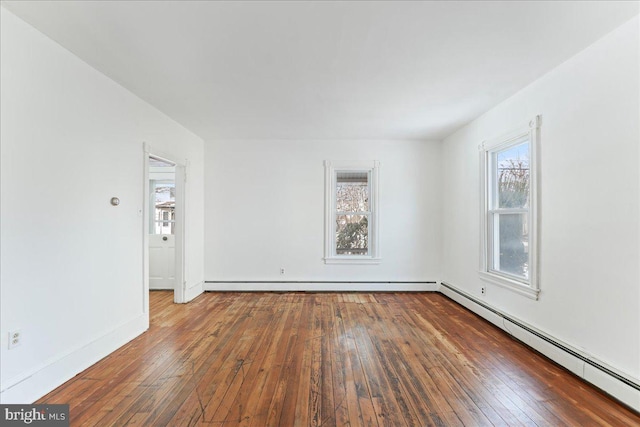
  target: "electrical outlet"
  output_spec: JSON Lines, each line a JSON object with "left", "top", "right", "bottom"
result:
{"left": 481, "top": 287, "right": 486, "bottom": 295}
{"left": 8, "top": 330, "right": 21, "bottom": 349}
{"left": 280, "top": 268, "right": 285, "bottom": 275}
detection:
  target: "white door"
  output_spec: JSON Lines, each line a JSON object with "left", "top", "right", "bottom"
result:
{"left": 148, "top": 174, "right": 176, "bottom": 290}
{"left": 149, "top": 234, "right": 175, "bottom": 289}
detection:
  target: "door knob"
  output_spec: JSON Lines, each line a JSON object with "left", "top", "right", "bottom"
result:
{"left": 162, "top": 236, "right": 168, "bottom": 241}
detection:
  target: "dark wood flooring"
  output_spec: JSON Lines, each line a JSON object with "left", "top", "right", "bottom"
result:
{"left": 37, "top": 291, "right": 640, "bottom": 426}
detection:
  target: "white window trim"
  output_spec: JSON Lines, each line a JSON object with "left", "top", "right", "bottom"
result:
{"left": 479, "top": 115, "right": 541, "bottom": 300}
{"left": 324, "top": 160, "right": 381, "bottom": 264}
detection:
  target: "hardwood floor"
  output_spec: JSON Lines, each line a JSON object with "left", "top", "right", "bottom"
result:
{"left": 38, "top": 291, "right": 640, "bottom": 426}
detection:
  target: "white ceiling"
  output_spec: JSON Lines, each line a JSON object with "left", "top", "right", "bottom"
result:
{"left": 3, "top": 1, "right": 639, "bottom": 141}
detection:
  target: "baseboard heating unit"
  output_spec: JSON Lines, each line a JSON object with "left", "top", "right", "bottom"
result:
{"left": 439, "top": 281, "right": 640, "bottom": 413}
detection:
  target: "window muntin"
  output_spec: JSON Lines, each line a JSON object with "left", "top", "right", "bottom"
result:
{"left": 480, "top": 116, "right": 540, "bottom": 299}
{"left": 324, "top": 161, "right": 380, "bottom": 264}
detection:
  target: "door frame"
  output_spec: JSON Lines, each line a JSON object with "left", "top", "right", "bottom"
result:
{"left": 143, "top": 142, "right": 187, "bottom": 306}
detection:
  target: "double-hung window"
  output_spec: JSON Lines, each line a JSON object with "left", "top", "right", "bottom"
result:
{"left": 480, "top": 116, "right": 540, "bottom": 299}
{"left": 324, "top": 160, "right": 380, "bottom": 264}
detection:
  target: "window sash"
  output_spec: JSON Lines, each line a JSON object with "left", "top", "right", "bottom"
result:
{"left": 335, "top": 213, "right": 370, "bottom": 255}
{"left": 487, "top": 208, "right": 527, "bottom": 214}
{"left": 336, "top": 211, "right": 371, "bottom": 215}
{"left": 487, "top": 211, "right": 530, "bottom": 281}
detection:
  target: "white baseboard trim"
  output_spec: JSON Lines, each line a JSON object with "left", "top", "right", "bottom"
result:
{"left": 0, "top": 314, "right": 148, "bottom": 404}
{"left": 204, "top": 281, "right": 439, "bottom": 292}
{"left": 439, "top": 281, "right": 640, "bottom": 412}
{"left": 184, "top": 280, "right": 204, "bottom": 302}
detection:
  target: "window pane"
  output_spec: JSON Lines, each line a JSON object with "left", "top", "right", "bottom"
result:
{"left": 336, "top": 172, "right": 369, "bottom": 212}
{"left": 493, "top": 213, "right": 529, "bottom": 278}
{"left": 154, "top": 182, "right": 175, "bottom": 235}
{"left": 336, "top": 214, "right": 368, "bottom": 255}
{"left": 497, "top": 142, "right": 529, "bottom": 208}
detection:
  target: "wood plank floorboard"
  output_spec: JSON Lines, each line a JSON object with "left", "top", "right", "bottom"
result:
{"left": 37, "top": 291, "right": 640, "bottom": 426}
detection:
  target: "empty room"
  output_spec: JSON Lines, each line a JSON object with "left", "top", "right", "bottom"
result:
{"left": 1, "top": 1, "right": 639, "bottom": 425}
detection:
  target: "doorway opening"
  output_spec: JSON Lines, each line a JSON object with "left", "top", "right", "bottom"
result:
{"left": 143, "top": 148, "right": 186, "bottom": 306}
{"left": 149, "top": 157, "right": 176, "bottom": 291}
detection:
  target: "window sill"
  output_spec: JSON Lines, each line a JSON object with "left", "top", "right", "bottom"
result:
{"left": 479, "top": 271, "right": 539, "bottom": 300}
{"left": 324, "top": 257, "right": 381, "bottom": 265}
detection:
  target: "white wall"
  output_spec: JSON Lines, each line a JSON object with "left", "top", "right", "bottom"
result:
{"left": 441, "top": 17, "right": 639, "bottom": 382}
{"left": 205, "top": 139, "right": 441, "bottom": 287}
{"left": 0, "top": 9, "right": 204, "bottom": 403}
